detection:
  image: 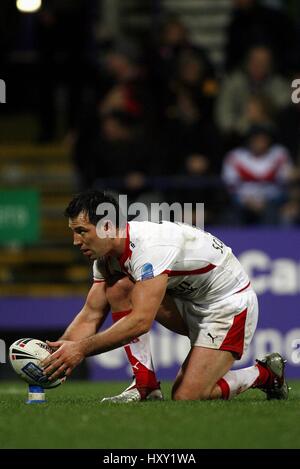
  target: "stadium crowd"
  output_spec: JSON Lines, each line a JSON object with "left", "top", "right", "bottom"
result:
{"left": 1, "top": 0, "right": 300, "bottom": 226}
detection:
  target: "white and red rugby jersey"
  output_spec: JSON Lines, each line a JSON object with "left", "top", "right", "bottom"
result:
{"left": 93, "top": 221, "right": 250, "bottom": 304}
{"left": 222, "top": 144, "right": 292, "bottom": 202}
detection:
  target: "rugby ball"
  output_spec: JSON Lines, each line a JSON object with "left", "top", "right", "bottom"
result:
{"left": 9, "top": 338, "right": 66, "bottom": 388}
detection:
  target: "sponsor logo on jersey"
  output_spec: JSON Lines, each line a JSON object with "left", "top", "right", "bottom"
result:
{"left": 141, "top": 263, "right": 154, "bottom": 280}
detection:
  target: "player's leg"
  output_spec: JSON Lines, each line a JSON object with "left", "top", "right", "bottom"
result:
{"left": 212, "top": 289, "right": 288, "bottom": 400}
{"left": 172, "top": 346, "right": 235, "bottom": 400}
{"left": 155, "top": 295, "right": 235, "bottom": 399}
{"left": 172, "top": 289, "right": 254, "bottom": 400}
{"left": 172, "top": 289, "right": 288, "bottom": 400}
{"left": 216, "top": 353, "right": 289, "bottom": 400}
{"left": 171, "top": 346, "right": 289, "bottom": 400}
{"left": 156, "top": 293, "right": 258, "bottom": 400}
{"left": 102, "top": 275, "right": 162, "bottom": 402}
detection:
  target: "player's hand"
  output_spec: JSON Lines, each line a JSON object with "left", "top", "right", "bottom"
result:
{"left": 46, "top": 339, "right": 69, "bottom": 352}
{"left": 41, "top": 340, "right": 85, "bottom": 380}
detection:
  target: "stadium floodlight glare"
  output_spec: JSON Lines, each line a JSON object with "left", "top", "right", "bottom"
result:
{"left": 16, "top": 0, "right": 42, "bottom": 13}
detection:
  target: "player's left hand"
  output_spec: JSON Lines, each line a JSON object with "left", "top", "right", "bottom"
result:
{"left": 41, "top": 340, "right": 85, "bottom": 380}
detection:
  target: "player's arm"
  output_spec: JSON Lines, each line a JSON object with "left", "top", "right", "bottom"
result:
{"left": 42, "top": 274, "right": 168, "bottom": 379}
{"left": 81, "top": 274, "right": 168, "bottom": 355}
{"left": 58, "top": 282, "right": 110, "bottom": 341}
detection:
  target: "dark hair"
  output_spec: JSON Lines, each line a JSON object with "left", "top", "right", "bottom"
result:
{"left": 64, "top": 190, "right": 122, "bottom": 227}
{"left": 246, "top": 123, "right": 276, "bottom": 142}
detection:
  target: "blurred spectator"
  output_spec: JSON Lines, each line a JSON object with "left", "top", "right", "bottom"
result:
{"left": 72, "top": 36, "right": 161, "bottom": 192}
{"left": 236, "top": 93, "right": 275, "bottom": 137}
{"left": 36, "top": 0, "right": 98, "bottom": 141}
{"left": 162, "top": 96, "right": 222, "bottom": 176}
{"left": 216, "top": 45, "right": 290, "bottom": 146}
{"left": 96, "top": 38, "right": 157, "bottom": 131}
{"left": 164, "top": 49, "right": 218, "bottom": 123}
{"left": 146, "top": 15, "right": 216, "bottom": 119}
{"left": 73, "top": 110, "right": 161, "bottom": 195}
{"left": 160, "top": 48, "right": 221, "bottom": 175}
{"left": 225, "top": 0, "right": 297, "bottom": 74}
{"left": 222, "top": 124, "right": 293, "bottom": 224}
{"left": 153, "top": 15, "right": 214, "bottom": 77}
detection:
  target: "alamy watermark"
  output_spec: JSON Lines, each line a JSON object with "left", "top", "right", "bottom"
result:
{"left": 95, "top": 195, "right": 204, "bottom": 238}
{"left": 291, "top": 78, "right": 300, "bottom": 104}
{"left": 291, "top": 338, "right": 300, "bottom": 364}
{"left": 0, "top": 79, "right": 6, "bottom": 103}
{"left": 0, "top": 339, "right": 6, "bottom": 363}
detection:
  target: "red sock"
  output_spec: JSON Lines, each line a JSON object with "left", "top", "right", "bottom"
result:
{"left": 217, "top": 378, "right": 230, "bottom": 400}
{"left": 112, "top": 310, "right": 160, "bottom": 395}
{"left": 253, "top": 363, "right": 273, "bottom": 388}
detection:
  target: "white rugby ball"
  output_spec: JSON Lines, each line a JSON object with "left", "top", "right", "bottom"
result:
{"left": 9, "top": 338, "right": 66, "bottom": 389}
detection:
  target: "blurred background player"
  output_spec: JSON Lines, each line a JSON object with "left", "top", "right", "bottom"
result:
{"left": 222, "top": 124, "right": 294, "bottom": 224}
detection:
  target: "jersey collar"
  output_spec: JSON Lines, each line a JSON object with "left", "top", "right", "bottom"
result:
{"left": 118, "top": 223, "right": 132, "bottom": 270}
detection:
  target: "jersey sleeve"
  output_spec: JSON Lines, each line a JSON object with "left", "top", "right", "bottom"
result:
{"left": 130, "top": 244, "right": 180, "bottom": 281}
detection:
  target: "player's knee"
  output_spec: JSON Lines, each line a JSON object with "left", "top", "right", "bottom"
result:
{"left": 106, "top": 276, "right": 134, "bottom": 310}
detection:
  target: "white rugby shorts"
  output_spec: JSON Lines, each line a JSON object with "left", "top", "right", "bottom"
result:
{"left": 174, "top": 287, "right": 258, "bottom": 359}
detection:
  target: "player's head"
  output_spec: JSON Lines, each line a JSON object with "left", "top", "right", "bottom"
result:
{"left": 65, "top": 190, "right": 124, "bottom": 259}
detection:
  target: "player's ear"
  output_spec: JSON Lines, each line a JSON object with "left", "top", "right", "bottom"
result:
{"left": 104, "top": 219, "right": 117, "bottom": 238}
{"left": 96, "top": 219, "right": 115, "bottom": 239}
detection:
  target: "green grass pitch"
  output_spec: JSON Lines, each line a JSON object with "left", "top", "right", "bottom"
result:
{"left": 1, "top": 380, "right": 300, "bottom": 449}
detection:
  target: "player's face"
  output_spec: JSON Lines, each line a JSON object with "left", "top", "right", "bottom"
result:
{"left": 69, "top": 212, "right": 111, "bottom": 260}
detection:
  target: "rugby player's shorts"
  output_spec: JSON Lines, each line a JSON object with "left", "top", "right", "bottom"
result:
{"left": 174, "top": 287, "right": 258, "bottom": 359}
